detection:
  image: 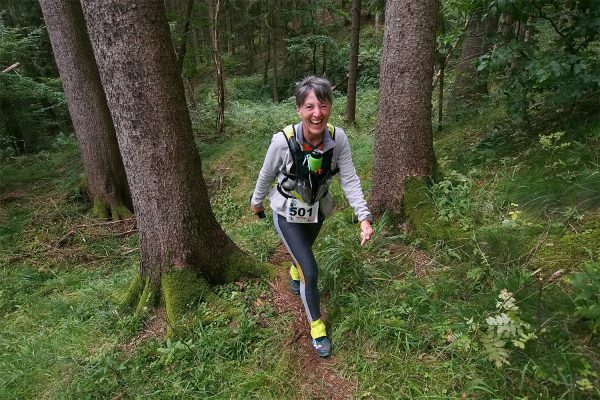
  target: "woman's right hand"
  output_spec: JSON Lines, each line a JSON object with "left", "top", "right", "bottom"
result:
{"left": 251, "top": 203, "right": 265, "bottom": 218}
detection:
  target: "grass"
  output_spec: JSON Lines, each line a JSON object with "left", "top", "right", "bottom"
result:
{"left": 1, "top": 77, "right": 599, "bottom": 398}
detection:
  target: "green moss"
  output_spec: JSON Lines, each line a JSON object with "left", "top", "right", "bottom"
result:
{"left": 122, "top": 273, "right": 143, "bottom": 309}
{"left": 531, "top": 220, "right": 600, "bottom": 272}
{"left": 161, "top": 270, "right": 210, "bottom": 335}
{"left": 110, "top": 203, "right": 133, "bottom": 220}
{"left": 403, "top": 176, "right": 465, "bottom": 243}
{"left": 78, "top": 174, "right": 88, "bottom": 196}
{"left": 92, "top": 196, "right": 109, "bottom": 219}
{"left": 403, "top": 177, "right": 436, "bottom": 230}
{"left": 134, "top": 278, "right": 156, "bottom": 319}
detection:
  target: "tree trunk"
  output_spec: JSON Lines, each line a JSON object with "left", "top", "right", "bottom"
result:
{"left": 369, "top": 0, "right": 438, "bottom": 217}
{"left": 80, "top": 0, "right": 257, "bottom": 321}
{"left": 269, "top": 6, "right": 279, "bottom": 102}
{"left": 437, "top": 59, "right": 445, "bottom": 131}
{"left": 345, "top": 0, "right": 361, "bottom": 123}
{"left": 207, "top": 0, "right": 225, "bottom": 134}
{"left": 452, "top": 10, "right": 494, "bottom": 102}
{"left": 40, "top": 0, "right": 132, "bottom": 220}
{"left": 176, "top": 0, "right": 195, "bottom": 74}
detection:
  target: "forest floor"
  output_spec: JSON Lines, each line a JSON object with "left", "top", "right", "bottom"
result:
{"left": 1, "top": 87, "right": 599, "bottom": 398}
{"left": 269, "top": 243, "right": 357, "bottom": 400}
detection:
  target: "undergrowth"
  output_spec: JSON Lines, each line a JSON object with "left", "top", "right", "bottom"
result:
{"left": 1, "top": 76, "right": 599, "bottom": 398}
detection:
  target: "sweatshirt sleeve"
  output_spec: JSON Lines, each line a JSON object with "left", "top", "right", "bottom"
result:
{"left": 336, "top": 130, "right": 373, "bottom": 222}
{"left": 251, "top": 134, "right": 284, "bottom": 206}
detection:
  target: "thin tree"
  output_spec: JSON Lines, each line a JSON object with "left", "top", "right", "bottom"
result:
{"left": 269, "top": 4, "right": 279, "bottom": 102}
{"left": 207, "top": 0, "right": 225, "bottom": 134}
{"left": 176, "top": 0, "right": 195, "bottom": 74}
{"left": 369, "top": 0, "right": 438, "bottom": 217}
{"left": 80, "top": 0, "right": 260, "bottom": 324}
{"left": 345, "top": 0, "right": 362, "bottom": 123}
{"left": 39, "top": 0, "right": 132, "bottom": 219}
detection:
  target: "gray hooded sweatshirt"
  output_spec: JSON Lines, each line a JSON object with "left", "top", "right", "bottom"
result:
{"left": 251, "top": 122, "right": 372, "bottom": 222}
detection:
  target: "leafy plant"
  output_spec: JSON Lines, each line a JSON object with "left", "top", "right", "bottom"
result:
{"left": 571, "top": 259, "right": 600, "bottom": 333}
{"left": 429, "top": 169, "right": 484, "bottom": 230}
{"left": 481, "top": 289, "right": 536, "bottom": 368}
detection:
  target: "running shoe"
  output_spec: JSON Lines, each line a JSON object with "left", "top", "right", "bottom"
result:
{"left": 289, "top": 264, "right": 301, "bottom": 295}
{"left": 312, "top": 336, "right": 331, "bottom": 357}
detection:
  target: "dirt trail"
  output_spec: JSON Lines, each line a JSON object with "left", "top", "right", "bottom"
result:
{"left": 269, "top": 244, "right": 357, "bottom": 400}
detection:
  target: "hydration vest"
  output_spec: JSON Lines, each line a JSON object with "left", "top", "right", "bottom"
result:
{"left": 277, "top": 123, "right": 338, "bottom": 205}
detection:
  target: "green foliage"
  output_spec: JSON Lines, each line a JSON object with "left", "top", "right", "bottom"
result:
{"left": 429, "top": 170, "right": 485, "bottom": 230}
{"left": 480, "top": 289, "right": 536, "bottom": 368}
{"left": 0, "top": 16, "right": 69, "bottom": 155}
{"left": 481, "top": 0, "right": 600, "bottom": 122}
{"left": 571, "top": 259, "right": 600, "bottom": 333}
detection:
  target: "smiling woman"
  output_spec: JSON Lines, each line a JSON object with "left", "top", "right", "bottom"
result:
{"left": 250, "top": 75, "right": 374, "bottom": 358}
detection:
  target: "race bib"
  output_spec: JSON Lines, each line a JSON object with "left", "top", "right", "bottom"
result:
{"left": 285, "top": 198, "right": 319, "bottom": 223}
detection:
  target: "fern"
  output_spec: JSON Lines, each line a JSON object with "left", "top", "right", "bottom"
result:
{"left": 481, "top": 289, "right": 536, "bottom": 368}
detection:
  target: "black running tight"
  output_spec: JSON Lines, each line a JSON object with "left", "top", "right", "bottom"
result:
{"left": 273, "top": 211, "right": 323, "bottom": 322}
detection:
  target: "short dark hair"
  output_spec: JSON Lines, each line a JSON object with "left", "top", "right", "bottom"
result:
{"left": 295, "top": 76, "right": 332, "bottom": 107}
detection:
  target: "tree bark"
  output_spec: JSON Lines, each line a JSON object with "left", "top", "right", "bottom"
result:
{"left": 207, "top": 0, "right": 225, "bottom": 134}
{"left": 80, "top": 0, "right": 252, "bottom": 291}
{"left": 345, "top": 0, "right": 361, "bottom": 123}
{"left": 369, "top": 0, "right": 438, "bottom": 217}
{"left": 39, "top": 0, "right": 132, "bottom": 219}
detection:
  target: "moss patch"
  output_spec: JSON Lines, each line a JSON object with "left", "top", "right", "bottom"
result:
{"left": 92, "top": 196, "right": 109, "bottom": 219}
{"left": 531, "top": 219, "right": 600, "bottom": 272}
{"left": 110, "top": 203, "right": 133, "bottom": 220}
{"left": 122, "top": 273, "right": 143, "bottom": 309}
{"left": 161, "top": 270, "right": 209, "bottom": 333}
{"left": 403, "top": 176, "right": 465, "bottom": 243}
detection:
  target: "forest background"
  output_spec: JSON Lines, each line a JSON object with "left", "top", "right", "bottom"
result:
{"left": 1, "top": 0, "right": 599, "bottom": 398}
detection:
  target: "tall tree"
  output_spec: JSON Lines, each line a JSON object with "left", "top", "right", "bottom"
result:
{"left": 452, "top": 10, "right": 498, "bottom": 102}
{"left": 269, "top": 3, "right": 279, "bottom": 102}
{"left": 39, "top": 0, "right": 132, "bottom": 219}
{"left": 345, "top": 0, "right": 362, "bottom": 123}
{"left": 176, "top": 0, "right": 195, "bottom": 74}
{"left": 207, "top": 0, "right": 225, "bottom": 134}
{"left": 80, "top": 0, "right": 258, "bottom": 323}
{"left": 369, "top": 0, "right": 438, "bottom": 217}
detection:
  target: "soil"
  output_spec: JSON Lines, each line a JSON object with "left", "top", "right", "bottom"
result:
{"left": 119, "top": 307, "right": 167, "bottom": 354}
{"left": 268, "top": 243, "right": 357, "bottom": 400}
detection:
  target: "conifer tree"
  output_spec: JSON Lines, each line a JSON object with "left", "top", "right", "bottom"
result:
{"left": 40, "top": 0, "right": 132, "bottom": 219}
{"left": 369, "top": 0, "right": 438, "bottom": 216}
{"left": 80, "top": 0, "right": 260, "bottom": 323}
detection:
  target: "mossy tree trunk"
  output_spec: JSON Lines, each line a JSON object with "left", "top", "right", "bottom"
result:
{"left": 81, "top": 0, "right": 260, "bottom": 326}
{"left": 369, "top": 0, "right": 438, "bottom": 217}
{"left": 40, "top": 0, "right": 132, "bottom": 220}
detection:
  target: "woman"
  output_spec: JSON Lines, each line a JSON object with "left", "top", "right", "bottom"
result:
{"left": 250, "top": 76, "right": 373, "bottom": 357}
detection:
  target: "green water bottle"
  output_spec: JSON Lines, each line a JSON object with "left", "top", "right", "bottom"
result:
{"left": 307, "top": 149, "right": 323, "bottom": 172}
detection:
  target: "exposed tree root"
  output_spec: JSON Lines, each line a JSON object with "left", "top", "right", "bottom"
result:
{"left": 92, "top": 196, "right": 133, "bottom": 220}
{"left": 122, "top": 261, "right": 276, "bottom": 338}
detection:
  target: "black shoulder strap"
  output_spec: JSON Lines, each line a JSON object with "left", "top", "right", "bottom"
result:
{"left": 281, "top": 125, "right": 302, "bottom": 176}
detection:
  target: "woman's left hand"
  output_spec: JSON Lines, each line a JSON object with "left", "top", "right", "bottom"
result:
{"left": 359, "top": 220, "right": 374, "bottom": 246}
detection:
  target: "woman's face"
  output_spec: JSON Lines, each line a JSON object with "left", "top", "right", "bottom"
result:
{"left": 296, "top": 90, "right": 331, "bottom": 137}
